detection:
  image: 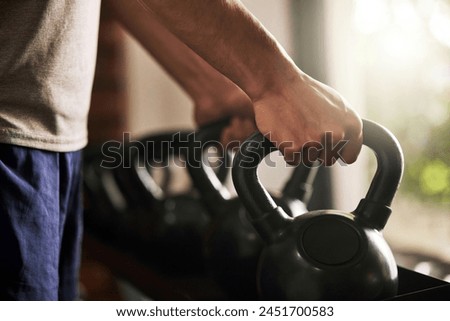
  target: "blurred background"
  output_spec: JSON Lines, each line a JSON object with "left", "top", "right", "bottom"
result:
{"left": 83, "top": 0, "right": 450, "bottom": 299}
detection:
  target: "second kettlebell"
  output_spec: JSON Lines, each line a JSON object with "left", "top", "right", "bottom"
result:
{"left": 187, "top": 120, "right": 318, "bottom": 299}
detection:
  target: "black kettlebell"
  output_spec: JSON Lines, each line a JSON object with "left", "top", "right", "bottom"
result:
{"left": 83, "top": 146, "right": 135, "bottom": 244}
{"left": 115, "top": 131, "right": 230, "bottom": 274}
{"left": 187, "top": 120, "right": 318, "bottom": 299}
{"left": 232, "top": 119, "right": 404, "bottom": 300}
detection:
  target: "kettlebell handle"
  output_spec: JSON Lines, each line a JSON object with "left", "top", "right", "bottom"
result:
{"left": 186, "top": 119, "right": 234, "bottom": 207}
{"left": 132, "top": 132, "right": 189, "bottom": 201}
{"left": 188, "top": 119, "right": 318, "bottom": 210}
{"left": 232, "top": 119, "right": 404, "bottom": 232}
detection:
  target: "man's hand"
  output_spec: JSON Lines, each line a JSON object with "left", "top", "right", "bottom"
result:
{"left": 219, "top": 117, "right": 257, "bottom": 149}
{"left": 193, "top": 81, "right": 254, "bottom": 127}
{"left": 253, "top": 71, "right": 362, "bottom": 166}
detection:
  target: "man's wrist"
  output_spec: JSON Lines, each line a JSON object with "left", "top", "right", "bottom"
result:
{"left": 249, "top": 63, "right": 306, "bottom": 105}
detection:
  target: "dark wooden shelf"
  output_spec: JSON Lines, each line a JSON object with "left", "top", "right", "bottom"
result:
{"left": 82, "top": 231, "right": 450, "bottom": 301}
{"left": 82, "top": 232, "right": 228, "bottom": 300}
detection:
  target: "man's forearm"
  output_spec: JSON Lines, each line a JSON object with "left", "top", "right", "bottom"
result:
{"left": 112, "top": 0, "right": 363, "bottom": 165}
{"left": 107, "top": 0, "right": 248, "bottom": 108}
{"left": 138, "top": 0, "right": 299, "bottom": 101}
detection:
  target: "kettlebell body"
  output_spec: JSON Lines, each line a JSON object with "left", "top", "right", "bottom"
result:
{"left": 257, "top": 209, "right": 397, "bottom": 300}
{"left": 139, "top": 132, "right": 212, "bottom": 273}
{"left": 232, "top": 119, "right": 404, "bottom": 300}
{"left": 203, "top": 198, "right": 262, "bottom": 297}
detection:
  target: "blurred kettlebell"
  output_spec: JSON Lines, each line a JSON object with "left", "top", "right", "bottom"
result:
{"left": 187, "top": 120, "right": 318, "bottom": 299}
{"left": 83, "top": 146, "right": 135, "bottom": 244}
{"left": 116, "top": 131, "right": 229, "bottom": 274}
{"left": 232, "top": 119, "right": 404, "bottom": 300}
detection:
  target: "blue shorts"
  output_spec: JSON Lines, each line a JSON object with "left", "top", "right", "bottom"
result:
{"left": 0, "top": 143, "right": 83, "bottom": 300}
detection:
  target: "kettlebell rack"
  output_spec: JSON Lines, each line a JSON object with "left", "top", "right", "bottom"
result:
{"left": 82, "top": 121, "right": 450, "bottom": 300}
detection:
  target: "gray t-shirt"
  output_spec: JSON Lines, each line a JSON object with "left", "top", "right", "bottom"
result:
{"left": 0, "top": 0, "right": 101, "bottom": 152}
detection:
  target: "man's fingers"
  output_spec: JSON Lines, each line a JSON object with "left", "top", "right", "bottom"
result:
{"left": 340, "top": 126, "right": 363, "bottom": 165}
{"left": 220, "top": 117, "right": 257, "bottom": 148}
{"left": 275, "top": 127, "right": 362, "bottom": 167}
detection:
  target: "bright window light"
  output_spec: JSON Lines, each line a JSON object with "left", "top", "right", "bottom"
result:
{"left": 353, "top": 0, "right": 390, "bottom": 34}
{"left": 392, "top": 0, "right": 423, "bottom": 32}
{"left": 429, "top": 1, "right": 450, "bottom": 48}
